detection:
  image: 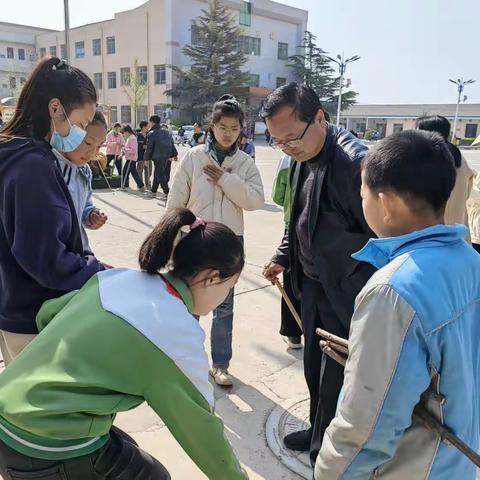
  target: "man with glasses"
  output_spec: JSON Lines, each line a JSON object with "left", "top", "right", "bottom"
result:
{"left": 262, "top": 83, "right": 375, "bottom": 465}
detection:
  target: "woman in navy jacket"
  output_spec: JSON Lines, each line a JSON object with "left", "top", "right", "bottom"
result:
{"left": 0, "top": 57, "right": 104, "bottom": 364}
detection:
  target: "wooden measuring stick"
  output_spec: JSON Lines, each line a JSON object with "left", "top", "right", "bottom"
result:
{"left": 324, "top": 340, "right": 349, "bottom": 356}
{"left": 274, "top": 278, "right": 303, "bottom": 332}
{"left": 316, "top": 328, "right": 349, "bottom": 349}
{"left": 320, "top": 341, "right": 347, "bottom": 366}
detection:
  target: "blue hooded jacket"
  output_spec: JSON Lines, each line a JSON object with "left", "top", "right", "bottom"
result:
{"left": 316, "top": 224, "right": 480, "bottom": 479}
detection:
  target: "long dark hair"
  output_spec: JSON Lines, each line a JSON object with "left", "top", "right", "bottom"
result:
{"left": 208, "top": 94, "right": 244, "bottom": 140}
{"left": 0, "top": 57, "right": 97, "bottom": 141}
{"left": 139, "top": 208, "right": 244, "bottom": 282}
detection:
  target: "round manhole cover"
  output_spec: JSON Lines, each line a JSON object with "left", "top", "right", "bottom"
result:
{"left": 265, "top": 397, "right": 312, "bottom": 479}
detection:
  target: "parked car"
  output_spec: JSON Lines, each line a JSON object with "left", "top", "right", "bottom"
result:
{"left": 182, "top": 125, "right": 195, "bottom": 142}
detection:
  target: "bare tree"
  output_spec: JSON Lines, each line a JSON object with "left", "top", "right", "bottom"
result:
{"left": 122, "top": 58, "right": 148, "bottom": 126}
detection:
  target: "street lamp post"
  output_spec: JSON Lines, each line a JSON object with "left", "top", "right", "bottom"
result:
{"left": 326, "top": 53, "right": 360, "bottom": 127}
{"left": 449, "top": 78, "right": 475, "bottom": 143}
{"left": 64, "top": 0, "right": 71, "bottom": 62}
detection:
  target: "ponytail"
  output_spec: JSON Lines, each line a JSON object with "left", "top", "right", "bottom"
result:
{"left": 139, "top": 208, "right": 244, "bottom": 281}
{"left": 0, "top": 57, "right": 97, "bottom": 141}
{"left": 139, "top": 209, "right": 196, "bottom": 274}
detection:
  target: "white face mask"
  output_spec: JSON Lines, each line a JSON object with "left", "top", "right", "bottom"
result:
{"left": 50, "top": 105, "right": 86, "bottom": 152}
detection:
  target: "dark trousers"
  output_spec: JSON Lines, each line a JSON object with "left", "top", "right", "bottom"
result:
{"left": 165, "top": 159, "right": 172, "bottom": 183}
{"left": 151, "top": 158, "right": 170, "bottom": 194}
{"left": 302, "top": 277, "right": 348, "bottom": 467}
{"left": 279, "top": 269, "right": 303, "bottom": 337}
{"left": 0, "top": 427, "right": 170, "bottom": 480}
{"left": 473, "top": 243, "right": 480, "bottom": 254}
{"left": 122, "top": 160, "right": 144, "bottom": 189}
{"left": 106, "top": 154, "right": 122, "bottom": 177}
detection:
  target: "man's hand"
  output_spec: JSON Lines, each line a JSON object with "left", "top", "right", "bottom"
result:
{"left": 262, "top": 261, "right": 285, "bottom": 284}
{"left": 204, "top": 164, "right": 224, "bottom": 184}
{"left": 86, "top": 209, "right": 108, "bottom": 230}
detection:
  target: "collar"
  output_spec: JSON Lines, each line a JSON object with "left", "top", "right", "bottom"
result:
{"left": 353, "top": 224, "right": 469, "bottom": 269}
{"left": 53, "top": 149, "right": 91, "bottom": 179}
{"left": 162, "top": 272, "right": 194, "bottom": 313}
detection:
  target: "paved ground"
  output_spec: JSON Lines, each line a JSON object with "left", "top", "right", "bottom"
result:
{"left": 1, "top": 142, "right": 478, "bottom": 479}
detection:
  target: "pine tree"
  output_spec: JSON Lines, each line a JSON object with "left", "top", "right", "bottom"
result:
{"left": 167, "top": 0, "right": 250, "bottom": 121}
{"left": 288, "top": 31, "right": 357, "bottom": 115}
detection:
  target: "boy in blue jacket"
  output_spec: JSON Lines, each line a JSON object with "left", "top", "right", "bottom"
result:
{"left": 316, "top": 130, "right": 480, "bottom": 479}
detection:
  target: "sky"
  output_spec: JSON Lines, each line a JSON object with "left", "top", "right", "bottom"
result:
{"left": 2, "top": 0, "right": 479, "bottom": 104}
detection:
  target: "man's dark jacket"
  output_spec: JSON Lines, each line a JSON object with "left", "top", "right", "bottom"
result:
{"left": 272, "top": 124, "right": 376, "bottom": 328}
{"left": 145, "top": 125, "right": 177, "bottom": 161}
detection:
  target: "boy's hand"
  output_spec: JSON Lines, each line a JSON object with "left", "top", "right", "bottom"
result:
{"left": 86, "top": 209, "right": 108, "bottom": 230}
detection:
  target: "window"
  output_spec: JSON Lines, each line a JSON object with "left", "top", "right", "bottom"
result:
{"left": 106, "top": 36, "right": 115, "bottom": 54}
{"left": 121, "top": 105, "right": 132, "bottom": 124}
{"left": 247, "top": 74, "right": 260, "bottom": 87}
{"left": 240, "top": 1, "right": 252, "bottom": 26}
{"left": 18, "top": 48, "right": 25, "bottom": 60}
{"left": 137, "top": 66, "right": 148, "bottom": 85}
{"left": 120, "top": 67, "right": 130, "bottom": 86}
{"left": 136, "top": 106, "right": 148, "bottom": 123}
{"left": 107, "top": 72, "right": 117, "bottom": 89}
{"left": 278, "top": 42, "right": 288, "bottom": 60}
{"left": 465, "top": 124, "right": 478, "bottom": 139}
{"left": 238, "top": 35, "right": 261, "bottom": 56}
{"left": 393, "top": 123, "right": 403, "bottom": 134}
{"left": 94, "top": 73, "right": 103, "bottom": 90}
{"left": 9, "top": 76, "right": 16, "bottom": 89}
{"left": 154, "top": 104, "right": 163, "bottom": 116}
{"left": 154, "top": 65, "right": 166, "bottom": 85}
{"left": 75, "top": 41, "right": 85, "bottom": 59}
{"left": 191, "top": 24, "right": 206, "bottom": 46}
{"left": 92, "top": 38, "right": 101, "bottom": 56}
{"left": 276, "top": 77, "right": 286, "bottom": 88}
{"left": 7, "top": 47, "right": 14, "bottom": 59}
{"left": 60, "top": 44, "right": 67, "bottom": 59}
{"left": 50, "top": 46, "right": 57, "bottom": 57}
{"left": 110, "top": 106, "right": 118, "bottom": 124}
{"left": 20, "top": 77, "right": 26, "bottom": 85}
{"left": 39, "top": 47, "right": 46, "bottom": 58}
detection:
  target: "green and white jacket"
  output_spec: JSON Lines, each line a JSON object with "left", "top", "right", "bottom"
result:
{"left": 0, "top": 269, "right": 246, "bottom": 479}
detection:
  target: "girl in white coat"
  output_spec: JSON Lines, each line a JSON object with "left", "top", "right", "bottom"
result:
{"left": 167, "top": 95, "right": 264, "bottom": 385}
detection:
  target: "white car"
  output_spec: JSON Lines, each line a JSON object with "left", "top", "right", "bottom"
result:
{"left": 182, "top": 125, "right": 195, "bottom": 142}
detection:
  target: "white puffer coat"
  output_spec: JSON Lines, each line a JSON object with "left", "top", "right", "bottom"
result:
{"left": 166, "top": 145, "right": 264, "bottom": 235}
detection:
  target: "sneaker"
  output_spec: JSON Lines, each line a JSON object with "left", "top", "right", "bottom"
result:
{"left": 284, "top": 336, "right": 302, "bottom": 350}
{"left": 138, "top": 186, "right": 146, "bottom": 192}
{"left": 283, "top": 428, "right": 312, "bottom": 452}
{"left": 149, "top": 191, "right": 157, "bottom": 198}
{"left": 209, "top": 368, "right": 234, "bottom": 387}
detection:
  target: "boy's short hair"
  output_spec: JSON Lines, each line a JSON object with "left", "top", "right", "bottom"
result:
{"left": 139, "top": 120, "right": 148, "bottom": 129}
{"left": 362, "top": 130, "right": 456, "bottom": 216}
{"left": 415, "top": 115, "right": 451, "bottom": 141}
{"left": 149, "top": 115, "right": 161, "bottom": 125}
{"left": 91, "top": 109, "right": 107, "bottom": 129}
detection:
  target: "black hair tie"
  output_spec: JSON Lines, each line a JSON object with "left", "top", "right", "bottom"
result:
{"left": 52, "top": 59, "right": 67, "bottom": 71}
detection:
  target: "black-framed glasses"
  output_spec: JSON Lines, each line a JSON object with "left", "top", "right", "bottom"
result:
{"left": 270, "top": 120, "right": 312, "bottom": 150}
